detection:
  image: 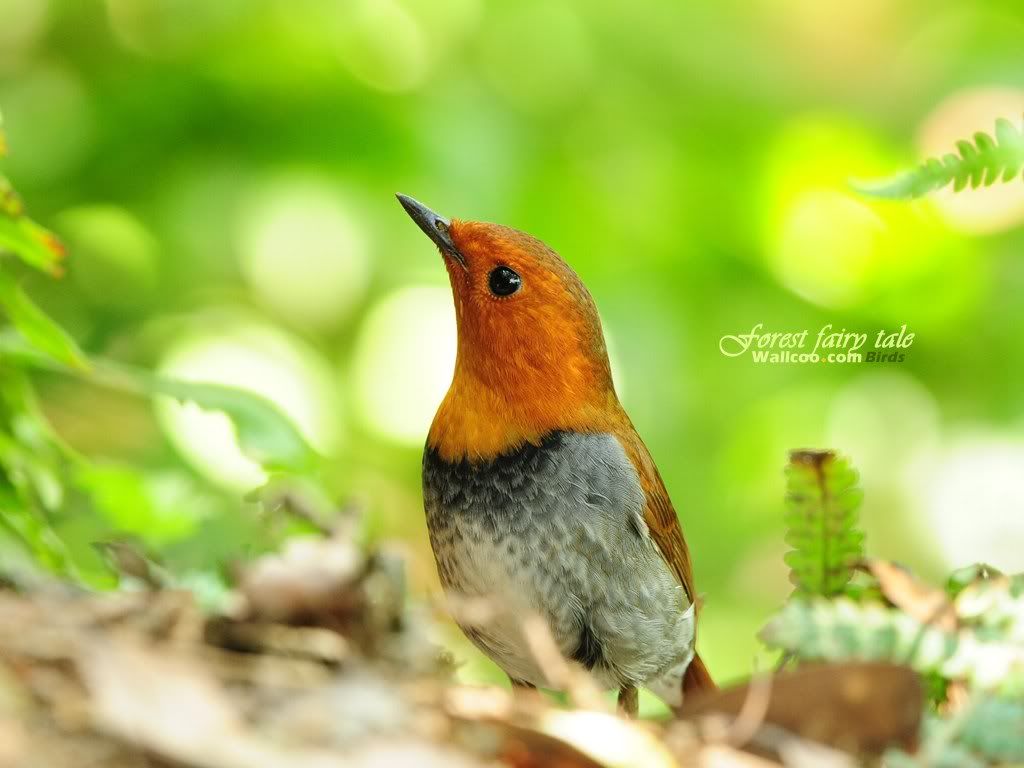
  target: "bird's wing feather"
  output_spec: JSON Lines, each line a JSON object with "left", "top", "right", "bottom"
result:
{"left": 614, "top": 424, "right": 695, "bottom": 600}
{"left": 638, "top": 457, "right": 695, "bottom": 599}
{"left": 612, "top": 421, "right": 717, "bottom": 694}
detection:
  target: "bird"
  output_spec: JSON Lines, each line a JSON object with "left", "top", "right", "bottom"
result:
{"left": 397, "top": 194, "right": 715, "bottom": 715}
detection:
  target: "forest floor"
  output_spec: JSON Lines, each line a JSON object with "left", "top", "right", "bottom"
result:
{"left": 0, "top": 515, "right": 925, "bottom": 768}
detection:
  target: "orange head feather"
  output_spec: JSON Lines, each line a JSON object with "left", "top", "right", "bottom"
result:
{"left": 397, "top": 195, "right": 621, "bottom": 460}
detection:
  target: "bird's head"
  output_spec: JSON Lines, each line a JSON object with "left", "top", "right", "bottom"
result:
{"left": 398, "top": 194, "right": 620, "bottom": 460}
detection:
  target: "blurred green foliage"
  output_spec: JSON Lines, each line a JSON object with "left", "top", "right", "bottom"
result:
{"left": 2, "top": 0, "right": 1024, "bottom": 694}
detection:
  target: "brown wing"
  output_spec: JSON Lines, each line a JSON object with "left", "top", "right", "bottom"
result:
{"left": 644, "top": 471, "right": 695, "bottom": 598}
{"left": 613, "top": 419, "right": 717, "bottom": 694}
{"left": 614, "top": 423, "right": 695, "bottom": 600}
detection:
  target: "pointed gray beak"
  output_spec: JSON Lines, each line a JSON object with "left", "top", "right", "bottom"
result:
{"left": 396, "top": 194, "right": 466, "bottom": 267}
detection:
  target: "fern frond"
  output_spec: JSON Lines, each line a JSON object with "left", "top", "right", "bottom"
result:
{"left": 761, "top": 597, "right": 1024, "bottom": 692}
{"left": 783, "top": 450, "right": 864, "bottom": 597}
{"left": 890, "top": 696, "right": 1024, "bottom": 767}
{"left": 760, "top": 598, "right": 957, "bottom": 673}
{"left": 955, "top": 573, "right": 1024, "bottom": 643}
{"left": 958, "top": 696, "right": 1024, "bottom": 762}
{"left": 852, "top": 116, "right": 1024, "bottom": 199}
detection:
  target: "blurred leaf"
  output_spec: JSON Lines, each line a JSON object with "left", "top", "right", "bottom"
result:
{"left": 959, "top": 696, "right": 1024, "bottom": 762}
{"left": 0, "top": 485, "right": 70, "bottom": 575}
{"left": 0, "top": 271, "right": 88, "bottom": 369}
{"left": 784, "top": 450, "right": 864, "bottom": 597}
{"left": 0, "top": 212, "right": 66, "bottom": 276}
{"left": 94, "top": 363, "right": 316, "bottom": 474}
{"left": 161, "top": 504, "right": 273, "bottom": 577}
{"left": 954, "top": 572, "right": 1024, "bottom": 644}
{"left": 853, "top": 116, "right": 1024, "bottom": 199}
{"left": 0, "top": 369, "right": 75, "bottom": 575}
{"left": 77, "top": 464, "right": 200, "bottom": 543}
{"left": 0, "top": 111, "right": 64, "bottom": 274}
{"left": 865, "top": 559, "right": 956, "bottom": 632}
{"left": 680, "top": 662, "right": 922, "bottom": 757}
{"left": 0, "top": 335, "right": 314, "bottom": 474}
{"left": 0, "top": 329, "right": 65, "bottom": 367}
{"left": 760, "top": 597, "right": 958, "bottom": 674}
{"left": 0, "top": 175, "right": 22, "bottom": 217}
{"left": 889, "top": 695, "right": 1024, "bottom": 767}
{"left": 946, "top": 563, "right": 1003, "bottom": 598}
{"left": 761, "top": 597, "right": 1024, "bottom": 692}
{"left": 7, "top": 344, "right": 315, "bottom": 474}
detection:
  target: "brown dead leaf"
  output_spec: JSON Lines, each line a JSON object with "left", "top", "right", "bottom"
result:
{"left": 864, "top": 559, "right": 956, "bottom": 631}
{"left": 680, "top": 662, "right": 921, "bottom": 757}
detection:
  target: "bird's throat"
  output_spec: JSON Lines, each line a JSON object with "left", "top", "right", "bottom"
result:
{"left": 427, "top": 367, "right": 625, "bottom": 462}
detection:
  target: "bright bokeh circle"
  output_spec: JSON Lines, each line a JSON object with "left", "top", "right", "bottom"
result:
{"left": 760, "top": 115, "right": 981, "bottom": 326}
{"left": 351, "top": 286, "right": 456, "bottom": 446}
{"left": 236, "top": 177, "right": 371, "bottom": 331}
{"left": 157, "top": 323, "right": 341, "bottom": 491}
{"left": 911, "top": 434, "right": 1024, "bottom": 572}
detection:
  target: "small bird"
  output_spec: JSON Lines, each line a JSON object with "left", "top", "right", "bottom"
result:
{"left": 398, "top": 194, "right": 715, "bottom": 714}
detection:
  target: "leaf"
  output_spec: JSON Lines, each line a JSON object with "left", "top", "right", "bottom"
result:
{"left": 891, "top": 695, "right": 1024, "bottom": 767}
{"left": 784, "top": 450, "right": 865, "bottom": 598}
{"left": 760, "top": 598, "right": 958, "bottom": 674}
{"left": 946, "top": 563, "right": 1003, "bottom": 598}
{"left": 0, "top": 336, "right": 314, "bottom": 474}
{"left": 76, "top": 464, "right": 201, "bottom": 543}
{"left": 761, "top": 597, "right": 1024, "bottom": 692}
{"left": 94, "top": 363, "right": 316, "bottom": 474}
{"left": 0, "top": 271, "right": 88, "bottom": 369}
{"left": 0, "top": 210, "right": 66, "bottom": 276}
{"left": 959, "top": 696, "right": 1024, "bottom": 762}
{"left": 865, "top": 559, "right": 956, "bottom": 631}
{"left": 852, "top": 115, "right": 1024, "bottom": 200}
{"left": 0, "top": 110, "right": 64, "bottom": 275}
{"left": 0, "top": 174, "right": 23, "bottom": 217}
{"left": 0, "top": 485, "right": 71, "bottom": 574}
{"left": 680, "top": 662, "right": 922, "bottom": 757}
{"left": 0, "top": 368, "right": 77, "bottom": 576}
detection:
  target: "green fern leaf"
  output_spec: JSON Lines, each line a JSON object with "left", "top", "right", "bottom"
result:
{"left": 852, "top": 115, "right": 1024, "bottom": 199}
{"left": 762, "top": 597, "right": 1024, "bottom": 691}
{"left": 895, "top": 696, "right": 1024, "bottom": 766}
{"left": 959, "top": 696, "right": 1024, "bottom": 762}
{"left": 760, "top": 598, "right": 958, "bottom": 672}
{"left": 783, "top": 450, "right": 864, "bottom": 597}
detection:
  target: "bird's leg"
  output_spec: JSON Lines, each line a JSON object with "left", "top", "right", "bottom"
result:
{"left": 617, "top": 685, "right": 638, "bottom": 718}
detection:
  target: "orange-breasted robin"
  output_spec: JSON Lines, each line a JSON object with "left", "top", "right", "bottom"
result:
{"left": 398, "top": 194, "right": 715, "bottom": 714}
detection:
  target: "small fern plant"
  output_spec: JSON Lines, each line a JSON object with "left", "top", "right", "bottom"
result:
{"left": 783, "top": 450, "right": 865, "bottom": 597}
{"left": 853, "top": 116, "right": 1024, "bottom": 200}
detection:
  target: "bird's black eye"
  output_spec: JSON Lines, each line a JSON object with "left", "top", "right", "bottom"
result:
{"left": 488, "top": 265, "right": 522, "bottom": 297}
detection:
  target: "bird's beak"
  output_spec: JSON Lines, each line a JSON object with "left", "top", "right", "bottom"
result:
{"left": 396, "top": 194, "right": 467, "bottom": 268}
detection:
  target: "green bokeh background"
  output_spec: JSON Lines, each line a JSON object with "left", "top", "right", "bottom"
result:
{"left": 3, "top": 0, "right": 1024, "bottom": 702}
